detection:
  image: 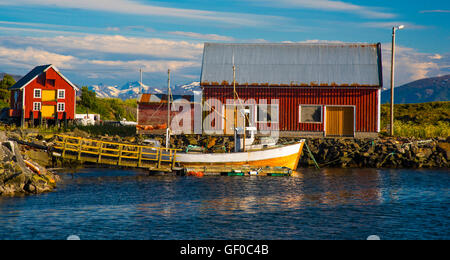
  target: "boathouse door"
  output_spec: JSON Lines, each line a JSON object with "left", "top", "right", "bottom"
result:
{"left": 42, "top": 105, "right": 56, "bottom": 118}
{"left": 325, "top": 106, "right": 354, "bottom": 137}
{"left": 224, "top": 104, "right": 254, "bottom": 135}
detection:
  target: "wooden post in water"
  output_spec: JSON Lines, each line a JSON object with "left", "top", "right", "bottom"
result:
{"left": 118, "top": 145, "right": 123, "bottom": 166}
{"left": 62, "top": 136, "right": 67, "bottom": 158}
{"left": 77, "top": 138, "right": 82, "bottom": 161}
{"left": 138, "top": 146, "right": 143, "bottom": 168}
{"left": 157, "top": 149, "right": 162, "bottom": 169}
{"left": 97, "top": 142, "right": 103, "bottom": 164}
{"left": 172, "top": 150, "right": 177, "bottom": 169}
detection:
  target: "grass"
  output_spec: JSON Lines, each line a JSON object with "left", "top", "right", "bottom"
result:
{"left": 381, "top": 101, "right": 450, "bottom": 138}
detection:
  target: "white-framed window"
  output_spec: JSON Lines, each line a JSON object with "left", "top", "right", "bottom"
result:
{"left": 57, "top": 89, "right": 65, "bottom": 99}
{"left": 33, "top": 102, "right": 41, "bottom": 111}
{"left": 257, "top": 104, "right": 279, "bottom": 123}
{"left": 57, "top": 103, "right": 65, "bottom": 112}
{"left": 34, "top": 89, "right": 41, "bottom": 98}
{"left": 299, "top": 105, "right": 323, "bottom": 123}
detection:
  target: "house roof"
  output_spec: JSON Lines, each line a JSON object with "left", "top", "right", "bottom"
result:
{"left": 10, "top": 64, "right": 79, "bottom": 91}
{"left": 200, "top": 43, "right": 383, "bottom": 87}
{"left": 138, "top": 93, "right": 194, "bottom": 104}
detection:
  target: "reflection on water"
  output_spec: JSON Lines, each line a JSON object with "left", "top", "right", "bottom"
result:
{"left": 0, "top": 168, "right": 448, "bottom": 240}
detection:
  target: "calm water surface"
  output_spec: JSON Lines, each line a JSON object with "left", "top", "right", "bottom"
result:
{"left": 0, "top": 168, "right": 448, "bottom": 240}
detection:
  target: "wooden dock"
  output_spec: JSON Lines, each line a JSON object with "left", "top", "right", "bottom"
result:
{"left": 52, "top": 135, "right": 181, "bottom": 172}
{"left": 51, "top": 135, "right": 294, "bottom": 176}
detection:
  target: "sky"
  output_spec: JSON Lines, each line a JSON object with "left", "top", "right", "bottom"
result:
{"left": 0, "top": 0, "right": 448, "bottom": 89}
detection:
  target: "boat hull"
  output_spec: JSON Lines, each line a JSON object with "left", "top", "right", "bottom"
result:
{"left": 176, "top": 140, "right": 305, "bottom": 170}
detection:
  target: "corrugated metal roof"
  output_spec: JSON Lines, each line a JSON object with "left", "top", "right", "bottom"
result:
{"left": 138, "top": 94, "right": 194, "bottom": 104}
{"left": 201, "top": 43, "right": 382, "bottom": 87}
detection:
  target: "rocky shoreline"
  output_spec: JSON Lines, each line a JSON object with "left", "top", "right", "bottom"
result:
{"left": 1, "top": 128, "right": 448, "bottom": 197}
{"left": 100, "top": 133, "right": 449, "bottom": 169}
{"left": 0, "top": 131, "right": 59, "bottom": 196}
{"left": 298, "top": 137, "right": 449, "bottom": 168}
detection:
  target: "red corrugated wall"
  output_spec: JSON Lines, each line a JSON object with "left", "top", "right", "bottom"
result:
{"left": 203, "top": 86, "right": 379, "bottom": 133}
{"left": 138, "top": 103, "right": 195, "bottom": 130}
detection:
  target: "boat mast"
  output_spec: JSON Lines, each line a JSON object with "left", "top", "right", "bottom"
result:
{"left": 233, "top": 55, "right": 239, "bottom": 152}
{"left": 166, "top": 69, "right": 171, "bottom": 149}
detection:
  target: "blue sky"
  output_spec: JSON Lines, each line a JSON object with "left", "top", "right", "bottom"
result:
{"left": 0, "top": 0, "right": 448, "bottom": 89}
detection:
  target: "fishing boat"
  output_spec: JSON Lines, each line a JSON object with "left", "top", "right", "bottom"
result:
{"left": 161, "top": 59, "right": 305, "bottom": 171}
{"left": 176, "top": 140, "right": 305, "bottom": 170}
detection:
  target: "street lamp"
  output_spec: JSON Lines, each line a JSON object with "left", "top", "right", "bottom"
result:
{"left": 390, "top": 24, "right": 405, "bottom": 136}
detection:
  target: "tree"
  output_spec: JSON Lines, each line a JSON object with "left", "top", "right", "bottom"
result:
{"left": 0, "top": 74, "right": 16, "bottom": 108}
{"left": 80, "top": 86, "right": 97, "bottom": 110}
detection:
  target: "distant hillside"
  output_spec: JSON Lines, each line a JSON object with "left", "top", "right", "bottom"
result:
{"left": 382, "top": 74, "right": 449, "bottom": 104}
{"left": 0, "top": 73, "right": 22, "bottom": 82}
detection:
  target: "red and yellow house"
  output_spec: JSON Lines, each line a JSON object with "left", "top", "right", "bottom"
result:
{"left": 9, "top": 64, "right": 78, "bottom": 124}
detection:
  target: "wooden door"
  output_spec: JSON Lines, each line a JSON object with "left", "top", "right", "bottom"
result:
{"left": 224, "top": 105, "right": 248, "bottom": 135}
{"left": 325, "top": 106, "right": 354, "bottom": 136}
{"left": 42, "top": 105, "right": 56, "bottom": 118}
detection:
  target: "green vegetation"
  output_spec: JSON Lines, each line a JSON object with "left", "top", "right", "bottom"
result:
{"left": 77, "top": 86, "right": 137, "bottom": 121}
{"left": 381, "top": 101, "right": 450, "bottom": 138}
{"left": 0, "top": 74, "right": 15, "bottom": 109}
{"left": 67, "top": 125, "right": 137, "bottom": 137}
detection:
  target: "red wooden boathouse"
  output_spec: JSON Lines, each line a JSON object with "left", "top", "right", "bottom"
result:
{"left": 137, "top": 93, "right": 196, "bottom": 134}
{"left": 9, "top": 64, "right": 78, "bottom": 125}
{"left": 200, "top": 43, "right": 383, "bottom": 138}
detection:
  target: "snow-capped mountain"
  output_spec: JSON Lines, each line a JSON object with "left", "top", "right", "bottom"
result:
{"left": 89, "top": 81, "right": 201, "bottom": 99}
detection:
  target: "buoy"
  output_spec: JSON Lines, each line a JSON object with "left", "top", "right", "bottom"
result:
{"left": 24, "top": 160, "right": 41, "bottom": 175}
{"left": 187, "top": 171, "right": 204, "bottom": 177}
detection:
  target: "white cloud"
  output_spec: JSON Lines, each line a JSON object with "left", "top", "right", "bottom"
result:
{"left": 0, "top": 46, "right": 75, "bottom": 68}
{"left": 88, "top": 59, "right": 198, "bottom": 73}
{"left": 429, "top": 54, "right": 443, "bottom": 60}
{"left": 361, "top": 22, "right": 427, "bottom": 30}
{"left": 0, "top": 34, "right": 204, "bottom": 84}
{"left": 247, "top": 0, "right": 395, "bottom": 18}
{"left": 2, "top": 35, "right": 204, "bottom": 60}
{"left": 381, "top": 44, "right": 449, "bottom": 87}
{"left": 168, "top": 31, "right": 235, "bottom": 42}
{"left": 419, "top": 10, "right": 450, "bottom": 14}
{"left": 0, "top": 0, "right": 285, "bottom": 27}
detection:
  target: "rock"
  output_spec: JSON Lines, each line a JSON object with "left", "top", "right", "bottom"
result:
{"left": 437, "top": 142, "right": 450, "bottom": 160}
{"left": 207, "top": 138, "right": 217, "bottom": 149}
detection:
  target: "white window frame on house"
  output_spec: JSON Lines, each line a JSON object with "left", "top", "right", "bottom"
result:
{"left": 257, "top": 104, "right": 279, "bottom": 123}
{"left": 57, "top": 89, "right": 65, "bottom": 99}
{"left": 57, "top": 102, "right": 65, "bottom": 112}
{"left": 33, "top": 102, "right": 41, "bottom": 111}
{"left": 34, "top": 89, "right": 41, "bottom": 99}
{"left": 299, "top": 105, "right": 323, "bottom": 124}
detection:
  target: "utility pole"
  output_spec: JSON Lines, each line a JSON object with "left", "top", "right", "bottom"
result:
{"left": 166, "top": 69, "right": 171, "bottom": 149}
{"left": 390, "top": 25, "right": 405, "bottom": 136}
{"left": 136, "top": 68, "right": 142, "bottom": 133}
{"left": 139, "top": 68, "right": 143, "bottom": 94}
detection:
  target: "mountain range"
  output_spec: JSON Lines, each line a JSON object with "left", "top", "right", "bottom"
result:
{"left": 381, "top": 74, "right": 449, "bottom": 104}
{"left": 88, "top": 81, "right": 201, "bottom": 99}
{"left": 2, "top": 70, "right": 449, "bottom": 103}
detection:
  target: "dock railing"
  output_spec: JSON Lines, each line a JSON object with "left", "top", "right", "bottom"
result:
{"left": 53, "top": 135, "right": 181, "bottom": 171}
